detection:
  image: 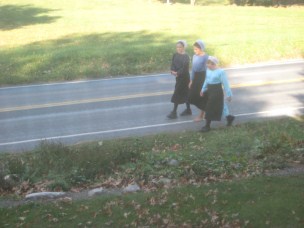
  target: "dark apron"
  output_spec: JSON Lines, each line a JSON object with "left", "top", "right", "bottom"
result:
{"left": 171, "top": 73, "right": 190, "bottom": 104}
{"left": 188, "top": 71, "right": 208, "bottom": 110}
{"left": 205, "top": 83, "right": 224, "bottom": 121}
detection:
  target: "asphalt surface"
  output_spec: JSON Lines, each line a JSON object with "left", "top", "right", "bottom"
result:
{"left": 0, "top": 60, "right": 303, "bottom": 153}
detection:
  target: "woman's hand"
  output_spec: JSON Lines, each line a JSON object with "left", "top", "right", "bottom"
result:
{"left": 226, "top": 96, "right": 232, "bottom": 102}
{"left": 171, "top": 71, "right": 178, "bottom": 77}
{"left": 188, "top": 81, "right": 192, "bottom": 88}
{"left": 200, "top": 91, "right": 204, "bottom": 97}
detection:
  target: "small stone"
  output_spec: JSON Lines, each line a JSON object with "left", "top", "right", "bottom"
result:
{"left": 25, "top": 192, "right": 66, "bottom": 200}
{"left": 88, "top": 187, "right": 104, "bottom": 197}
{"left": 168, "top": 159, "right": 179, "bottom": 166}
{"left": 159, "top": 178, "right": 171, "bottom": 185}
{"left": 3, "top": 174, "right": 20, "bottom": 189}
{"left": 52, "top": 218, "right": 59, "bottom": 223}
{"left": 123, "top": 183, "right": 140, "bottom": 193}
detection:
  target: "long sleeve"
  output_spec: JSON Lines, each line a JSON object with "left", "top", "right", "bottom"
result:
{"left": 170, "top": 54, "right": 176, "bottom": 72}
{"left": 190, "top": 69, "right": 194, "bottom": 80}
{"left": 201, "top": 71, "right": 209, "bottom": 93}
{"left": 190, "top": 56, "right": 195, "bottom": 81}
{"left": 220, "top": 71, "right": 232, "bottom": 97}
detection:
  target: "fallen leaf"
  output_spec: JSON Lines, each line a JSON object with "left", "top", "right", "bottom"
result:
{"left": 124, "top": 212, "right": 131, "bottom": 218}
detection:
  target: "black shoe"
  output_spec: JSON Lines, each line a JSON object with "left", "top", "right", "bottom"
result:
{"left": 180, "top": 109, "right": 192, "bottom": 116}
{"left": 200, "top": 126, "right": 210, "bottom": 132}
{"left": 167, "top": 111, "right": 177, "bottom": 119}
{"left": 226, "top": 115, "right": 235, "bottom": 126}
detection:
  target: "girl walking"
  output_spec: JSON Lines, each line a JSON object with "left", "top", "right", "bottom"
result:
{"left": 188, "top": 40, "right": 209, "bottom": 122}
{"left": 200, "top": 56, "right": 235, "bottom": 132}
{"left": 167, "top": 40, "right": 192, "bottom": 119}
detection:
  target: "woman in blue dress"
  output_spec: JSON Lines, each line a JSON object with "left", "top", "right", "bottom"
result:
{"left": 200, "top": 56, "right": 235, "bottom": 132}
{"left": 188, "top": 40, "right": 209, "bottom": 122}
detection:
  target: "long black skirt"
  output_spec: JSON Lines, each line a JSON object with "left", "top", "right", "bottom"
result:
{"left": 205, "top": 83, "right": 224, "bottom": 121}
{"left": 188, "top": 71, "right": 208, "bottom": 110}
{"left": 171, "top": 74, "right": 190, "bottom": 104}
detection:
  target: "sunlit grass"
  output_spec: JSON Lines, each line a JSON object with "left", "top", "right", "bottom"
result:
{"left": 0, "top": 0, "right": 303, "bottom": 85}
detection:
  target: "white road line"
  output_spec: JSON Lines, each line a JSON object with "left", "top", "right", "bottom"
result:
{"left": 0, "top": 107, "right": 303, "bottom": 147}
{"left": 0, "top": 120, "right": 194, "bottom": 146}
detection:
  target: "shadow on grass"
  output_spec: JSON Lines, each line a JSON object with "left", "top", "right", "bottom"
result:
{"left": 158, "top": 0, "right": 227, "bottom": 5}
{"left": 0, "top": 4, "right": 60, "bottom": 30}
{"left": 0, "top": 31, "right": 216, "bottom": 86}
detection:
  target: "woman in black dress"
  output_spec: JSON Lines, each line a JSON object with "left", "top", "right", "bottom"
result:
{"left": 167, "top": 40, "right": 192, "bottom": 119}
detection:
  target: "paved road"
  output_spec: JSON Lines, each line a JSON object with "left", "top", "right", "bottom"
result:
{"left": 0, "top": 60, "right": 303, "bottom": 153}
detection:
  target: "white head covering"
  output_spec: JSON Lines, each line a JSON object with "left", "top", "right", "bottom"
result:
{"left": 177, "top": 40, "right": 187, "bottom": 48}
{"left": 195, "top": 39, "right": 205, "bottom": 51}
{"left": 208, "top": 56, "right": 219, "bottom": 65}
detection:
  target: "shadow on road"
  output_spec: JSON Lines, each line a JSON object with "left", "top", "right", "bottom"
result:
{"left": 293, "top": 93, "right": 304, "bottom": 106}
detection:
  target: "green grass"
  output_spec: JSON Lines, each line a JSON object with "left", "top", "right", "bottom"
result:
{"left": 0, "top": 0, "right": 303, "bottom": 85}
{"left": 0, "top": 116, "right": 303, "bottom": 226}
{"left": 0, "top": 175, "right": 303, "bottom": 227}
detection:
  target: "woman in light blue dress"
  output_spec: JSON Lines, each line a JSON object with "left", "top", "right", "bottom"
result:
{"left": 200, "top": 56, "right": 235, "bottom": 132}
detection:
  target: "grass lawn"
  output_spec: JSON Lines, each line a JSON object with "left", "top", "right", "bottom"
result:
{"left": 0, "top": 116, "right": 303, "bottom": 226}
{"left": 0, "top": 175, "right": 303, "bottom": 227}
{"left": 0, "top": 0, "right": 303, "bottom": 85}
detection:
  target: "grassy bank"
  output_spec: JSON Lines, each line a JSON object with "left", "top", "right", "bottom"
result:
{"left": 0, "top": 0, "right": 303, "bottom": 85}
{"left": 0, "top": 116, "right": 303, "bottom": 193}
{"left": 0, "top": 116, "right": 303, "bottom": 226}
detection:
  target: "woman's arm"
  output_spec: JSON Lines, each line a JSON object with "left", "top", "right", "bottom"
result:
{"left": 221, "top": 70, "right": 233, "bottom": 100}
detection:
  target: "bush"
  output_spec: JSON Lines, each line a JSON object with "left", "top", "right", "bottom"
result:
{"left": 230, "top": 0, "right": 304, "bottom": 6}
{"left": 31, "top": 141, "right": 74, "bottom": 176}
